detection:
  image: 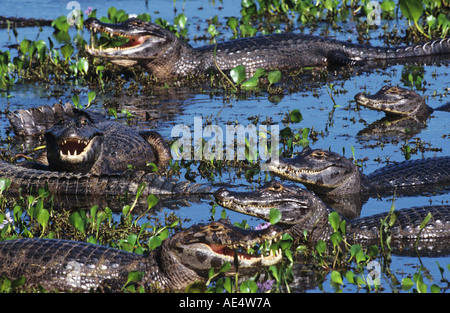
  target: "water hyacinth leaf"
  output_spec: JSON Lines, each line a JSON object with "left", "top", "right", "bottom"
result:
{"left": 240, "top": 279, "right": 257, "bottom": 293}
{"left": 147, "top": 194, "right": 159, "bottom": 209}
{"left": 36, "top": 208, "right": 49, "bottom": 229}
{"left": 69, "top": 212, "right": 85, "bottom": 233}
{"left": 420, "top": 212, "right": 432, "bottom": 229}
{"left": 230, "top": 65, "right": 246, "bottom": 84}
{"left": 219, "top": 262, "right": 231, "bottom": 273}
{"left": 430, "top": 284, "right": 440, "bottom": 293}
{"left": 401, "top": 277, "right": 414, "bottom": 291}
{"left": 328, "top": 211, "right": 340, "bottom": 232}
{"left": 207, "top": 24, "right": 219, "bottom": 37}
{"left": 19, "top": 39, "right": 31, "bottom": 55}
{"left": 158, "top": 228, "right": 169, "bottom": 241}
{"left": 330, "top": 232, "right": 342, "bottom": 246}
{"left": 127, "top": 234, "right": 137, "bottom": 247}
{"left": 169, "top": 219, "right": 179, "bottom": 228}
{"left": 175, "top": 13, "right": 187, "bottom": 29}
{"left": 269, "top": 208, "right": 281, "bottom": 225}
{"left": 331, "top": 270, "right": 343, "bottom": 285}
{"left": 399, "top": 0, "right": 423, "bottom": 23}
{"left": 60, "top": 43, "right": 74, "bottom": 61}
{"left": 289, "top": 109, "right": 302, "bottom": 123}
{"left": 125, "top": 271, "right": 144, "bottom": 285}
{"left": 149, "top": 235, "right": 162, "bottom": 250}
{"left": 226, "top": 17, "right": 239, "bottom": 32}
{"left": 136, "top": 182, "right": 146, "bottom": 199}
{"left": 267, "top": 70, "right": 281, "bottom": 85}
{"left": 223, "top": 277, "right": 233, "bottom": 293}
{"left": 241, "top": 76, "right": 258, "bottom": 89}
{"left": 315, "top": 240, "right": 326, "bottom": 255}
{"left": 87, "top": 91, "right": 96, "bottom": 105}
{"left": 0, "top": 178, "right": 11, "bottom": 192}
{"left": 77, "top": 58, "right": 89, "bottom": 75}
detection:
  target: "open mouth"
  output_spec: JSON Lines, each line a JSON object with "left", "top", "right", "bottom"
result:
{"left": 57, "top": 137, "right": 97, "bottom": 164}
{"left": 84, "top": 24, "right": 150, "bottom": 53}
{"left": 205, "top": 240, "right": 282, "bottom": 266}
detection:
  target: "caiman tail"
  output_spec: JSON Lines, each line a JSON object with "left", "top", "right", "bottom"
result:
{"left": 0, "top": 160, "right": 211, "bottom": 196}
{"left": 345, "top": 37, "right": 450, "bottom": 61}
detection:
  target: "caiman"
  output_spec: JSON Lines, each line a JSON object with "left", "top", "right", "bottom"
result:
{"left": 214, "top": 181, "right": 450, "bottom": 248}
{"left": 355, "top": 85, "right": 434, "bottom": 120}
{"left": 8, "top": 102, "right": 171, "bottom": 175}
{"left": 0, "top": 219, "right": 283, "bottom": 292}
{"left": 354, "top": 85, "right": 435, "bottom": 140}
{"left": 267, "top": 147, "right": 450, "bottom": 197}
{"left": 267, "top": 148, "right": 450, "bottom": 217}
{"left": 83, "top": 18, "right": 450, "bottom": 81}
{"left": 3, "top": 103, "right": 210, "bottom": 196}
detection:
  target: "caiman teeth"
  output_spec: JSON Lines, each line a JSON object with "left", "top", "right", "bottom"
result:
{"left": 58, "top": 138, "right": 93, "bottom": 163}
{"left": 267, "top": 162, "right": 325, "bottom": 181}
{"left": 85, "top": 26, "right": 150, "bottom": 53}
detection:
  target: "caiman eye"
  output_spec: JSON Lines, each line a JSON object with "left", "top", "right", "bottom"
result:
{"left": 311, "top": 150, "right": 326, "bottom": 158}
{"left": 387, "top": 86, "right": 400, "bottom": 94}
{"left": 268, "top": 183, "right": 283, "bottom": 192}
{"left": 79, "top": 116, "right": 88, "bottom": 125}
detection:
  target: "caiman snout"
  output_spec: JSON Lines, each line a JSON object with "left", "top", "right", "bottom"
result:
{"left": 213, "top": 187, "right": 230, "bottom": 201}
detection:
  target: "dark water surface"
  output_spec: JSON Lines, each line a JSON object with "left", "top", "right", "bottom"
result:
{"left": 1, "top": 0, "right": 449, "bottom": 292}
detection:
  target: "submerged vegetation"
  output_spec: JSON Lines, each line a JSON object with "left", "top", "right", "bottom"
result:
{"left": 0, "top": 0, "right": 449, "bottom": 293}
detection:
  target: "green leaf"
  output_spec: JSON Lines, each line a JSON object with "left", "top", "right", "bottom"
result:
{"left": 331, "top": 270, "right": 343, "bottom": 285}
{"left": 328, "top": 211, "right": 340, "bottom": 232}
{"left": 146, "top": 194, "right": 159, "bottom": 209}
{"left": 87, "top": 91, "right": 96, "bottom": 105}
{"left": 149, "top": 235, "right": 162, "bottom": 250}
{"left": 207, "top": 24, "right": 219, "bottom": 37}
{"left": 420, "top": 212, "right": 432, "bottom": 230}
{"left": 289, "top": 109, "right": 303, "bottom": 123}
{"left": 36, "top": 208, "right": 49, "bottom": 229}
{"left": 136, "top": 182, "right": 146, "bottom": 199}
{"left": 77, "top": 58, "right": 89, "bottom": 75}
{"left": 399, "top": 0, "right": 423, "bottom": 23}
{"left": 158, "top": 228, "right": 169, "bottom": 241}
{"left": 240, "top": 279, "right": 257, "bottom": 293}
{"left": 241, "top": 76, "right": 259, "bottom": 89}
{"left": 175, "top": 13, "right": 187, "bottom": 29}
{"left": 125, "top": 271, "right": 144, "bottom": 284}
{"left": 69, "top": 212, "right": 85, "bottom": 233}
{"left": 127, "top": 234, "right": 137, "bottom": 247}
{"left": 269, "top": 208, "right": 281, "bottom": 225}
{"left": 219, "top": 262, "right": 231, "bottom": 273}
{"left": 226, "top": 17, "right": 239, "bottom": 32}
{"left": 315, "top": 240, "right": 326, "bottom": 255}
{"left": 330, "top": 232, "right": 342, "bottom": 246}
{"left": 430, "top": 284, "right": 440, "bottom": 293}
{"left": 401, "top": 277, "right": 414, "bottom": 291}
{"left": 267, "top": 70, "right": 281, "bottom": 85}
{"left": 60, "top": 43, "right": 74, "bottom": 61}
{"left": 230, "top": 65, "right": 246, "bottom": 84}
{"left": 19, "top": 39, "right": 31, "bottom": 55}
{"left": 345, "top": 271, "right": 355, "bottom": 284}
{"left": 0, "top": 178, "right": 11, "bottom": 192}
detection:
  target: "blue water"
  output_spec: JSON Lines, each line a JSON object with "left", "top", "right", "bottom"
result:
{"left": 1, "top": 0, "right": 449, "bottom": 292}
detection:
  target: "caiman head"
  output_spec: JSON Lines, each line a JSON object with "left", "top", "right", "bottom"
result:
{"left": 162, "top": 219, "right": 283, "bottom": 280}
{"left": 84, "top": 18, "right": 183, "bottom": 74}
{"left": 214, "top": 181, "right": 329, "bottom": 227}
{"left": 214, "top": 182, "right": 330, "bottom": 241}
{"left": 354, "top": 85, "right": 433, "bottom": 118}
{"left": 45, "top": 109, "right": 104, "bottom": 173}
{"left": 266, "top": 147, "right": 361, "bottom": 195}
